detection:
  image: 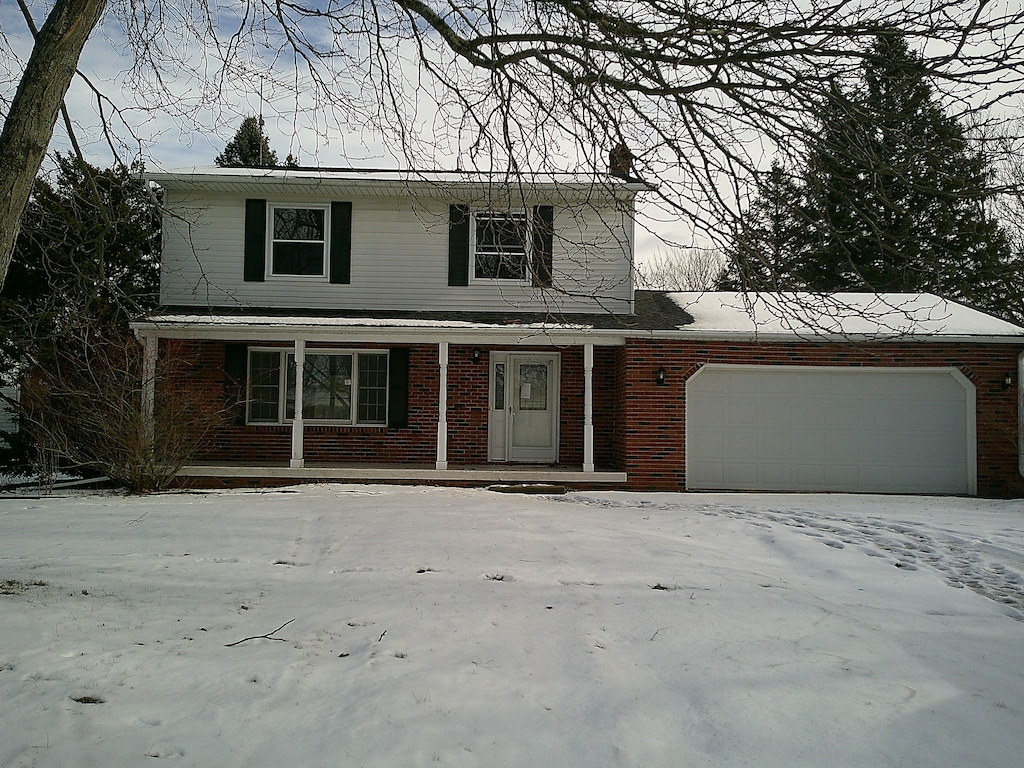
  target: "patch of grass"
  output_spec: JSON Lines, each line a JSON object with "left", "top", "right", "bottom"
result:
{"left": 0, "top": 579, "right": 47, "bottom": 595}
{"left": 71, "top": 695, "right": 104, "bottom": 704}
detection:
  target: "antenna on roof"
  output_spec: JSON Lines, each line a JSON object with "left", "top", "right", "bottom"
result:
{"left": 258, "top": 77, "right": 266, "bottom": 166}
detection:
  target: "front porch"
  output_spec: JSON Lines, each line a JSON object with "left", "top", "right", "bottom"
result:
{"left": 175, "top": 461, "right": 627, "bottom": 487}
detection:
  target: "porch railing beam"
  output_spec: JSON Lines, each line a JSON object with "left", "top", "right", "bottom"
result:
{"left": 584, "top": 343, "right": 594, "bottom": 473}
{"left": 290, "top": 338, "right": 305, "bottom": 468}
{"left": 436, "top": 341, "right": 449, "bottom": 469}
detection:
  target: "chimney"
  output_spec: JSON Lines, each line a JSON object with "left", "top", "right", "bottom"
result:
{"left": 608, "top": 143, "right": 633, "bottom": 178}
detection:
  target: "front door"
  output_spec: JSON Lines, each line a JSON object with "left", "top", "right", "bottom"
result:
{"left": 488, "top": 352, "right": 559, "bottom": 462}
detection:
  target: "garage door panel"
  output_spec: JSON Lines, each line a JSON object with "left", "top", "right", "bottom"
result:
{"left": 725, "top": 462, "right": 760, "bottom": 485}
{"left": 790, "top": 401, "right": 827, "bottom": 428}
{"left": 686, "top": 366, "right": 974, "bottom": 494}
{"left": 730, "top": 400, "right": 760, "bottom": 424}
{"left": 723, "top": 430, "right": 758, "bottom": 458}
{"left": 760, "top": 400, "right": 793, "bottom": 427}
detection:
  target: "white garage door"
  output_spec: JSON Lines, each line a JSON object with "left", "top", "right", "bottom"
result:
{"left": 685, "top": 365, "right": 976, "bottom": 494}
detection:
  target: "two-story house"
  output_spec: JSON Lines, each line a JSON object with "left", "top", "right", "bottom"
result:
{"left": 133, "top": 163, "right": 1024, "bottom": 497}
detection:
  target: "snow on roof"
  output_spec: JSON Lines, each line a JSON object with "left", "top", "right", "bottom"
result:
{"left": 668, "top": 292, "right": 1024, "bottom": 339}
{"left": 142, "top": 314, "right": 595, "bottom": 332}
{"left": 137, "top": 293, "right": 1023, "bottom": 342}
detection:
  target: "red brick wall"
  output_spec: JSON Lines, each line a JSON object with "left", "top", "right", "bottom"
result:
{"left": 163, "top": 336, "right": 1020, "bottom": 496}
{"left": 620, "top": 338, "right": 1024, "bottom": 497}
{"left": 169, "top": 340, "right": 440, "bottom": 465}
{"left": 165, "top": 340, "right": 617, "bottom": 468}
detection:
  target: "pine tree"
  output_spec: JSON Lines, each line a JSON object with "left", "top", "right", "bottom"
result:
{"left": 0, "top": 154, "right": 160, "bottom": 369}
{"left": 720, "top": 162, "right": 808, "bottom": 290}
{"left": 215, "top": 117, "right": 279, "bottom": 167}
{"left": 726, "top": 33, "right": 1023, "bottom": 321}
{"left": 0, "top": 155, "right": 162, "bottom": 473}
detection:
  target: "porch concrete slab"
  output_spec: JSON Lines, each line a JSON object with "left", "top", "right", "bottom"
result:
{"left": 176, "top": 463, "right": 627, "bottom": 485}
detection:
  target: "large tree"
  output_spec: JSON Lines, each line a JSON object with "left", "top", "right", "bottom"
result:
{"left": 722, "top": 34, "right": 1024, "bottom": 321}
{"left": 2, "top": 2, "right": 1024, "bottom": 292}
{"left": 0, "top": 153, "right": 159, "bottom": 374}
{"left": 0, "top": 155, "right": 217, "bottom": 489}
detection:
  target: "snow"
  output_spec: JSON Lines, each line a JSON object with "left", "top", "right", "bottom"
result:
{"left": 141, "top": 314, "right": 594, "bottom": 331}
{"left": 669, "top": 292, "right": 1024, "bottom": 338}
{"left": 2, "top": 485, "right": 1023, "bottom": 767}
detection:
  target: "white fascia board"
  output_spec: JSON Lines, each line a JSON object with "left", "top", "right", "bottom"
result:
{"left": 146, "top": 168, "right": 647, "bottom": 201}
{"left": 130, "top": 320, "right": 626, "bottom": 347}
{"left": 638, "top": 329, "right": 1024, "bottom": 345}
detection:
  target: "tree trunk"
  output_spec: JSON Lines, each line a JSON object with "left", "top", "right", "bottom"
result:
{"left": 0, "top": 0, "right": 107, "bottom": 290}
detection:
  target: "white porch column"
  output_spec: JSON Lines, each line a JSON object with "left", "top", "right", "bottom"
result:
{"left": 290, "top": 339, "right": 305, "bottom": 468}
{"left": 583, "top": 343, "right": 595, "bottom": 473}
{"left": 436, "top": 341, "right": 449, "bottom": 470}
{"left": 141, "top": 333, "right": 157, "bottom": 452}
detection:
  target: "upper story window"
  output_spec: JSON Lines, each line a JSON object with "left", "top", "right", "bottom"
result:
{"left": 448, "top": 204, "right": 553, "bottom": 288}
{"left": 269, "top": 204, "right": 328, "bottom": 277}
{"left": 473, "top": 211, "right": 530, "bottom": 281}
{"left": 244, "top": 199, "right": 352, "bottom": 284}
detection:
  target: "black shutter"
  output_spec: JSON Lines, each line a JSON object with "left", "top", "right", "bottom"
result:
{"left": 330, "top": 201, "right": 352, "bottom": 284}
{"left": 387, "top": 348, "right": 410, "bottom": 428}
{"left": 244, "top": 199, "right": 267, "bottom": 282}
{"left": 448, "top": 204, "right": 470, "bottom": 286}
{"left": 532, "top": 205, "right": 554, "bottom": 288}
{"left": 224, "top": 344, "right": 248, "bottom": 426}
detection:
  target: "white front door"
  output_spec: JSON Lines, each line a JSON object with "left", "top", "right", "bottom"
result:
{"left": 488, "top": 352, "right": 559, "bottom": 462}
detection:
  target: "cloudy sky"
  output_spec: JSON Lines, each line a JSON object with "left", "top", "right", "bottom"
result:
{"left": 5, "top": 1, "right": 1022, "bottom": 265}
{"left": 1, "top": 2, "right": 689, "bottom": 260}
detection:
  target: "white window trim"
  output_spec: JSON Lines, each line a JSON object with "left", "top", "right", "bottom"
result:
{"left": 246, "top": 347, "right": 389, "bottom": 426}
{"left": 470, "top": 208, "right": 532, "bottom": 285}
{"left": 266, "top": 202, "right": 331, "bottom": 280}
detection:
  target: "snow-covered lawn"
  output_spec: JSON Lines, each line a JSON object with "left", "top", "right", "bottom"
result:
{"left": 1, "top": 485, "right": 1022, "bottom": 768}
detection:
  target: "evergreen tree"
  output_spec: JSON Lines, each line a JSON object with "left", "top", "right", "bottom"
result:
{"left": 725, "top": 33, "right": 1023, "bottom": 321}
{"left": 0, "top": 155, "right": 162, "bottom": 474}
{"left": 0, "top": 154, "right": 160, "bottom": 373}
{"left": 215, "top": 117, "right": 279, "bottom": 167}
{"left": 720, "top": 162, "right": 809, "bottom": 290}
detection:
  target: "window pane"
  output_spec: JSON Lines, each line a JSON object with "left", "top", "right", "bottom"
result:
{"left": 271, "top": 207, "right": 326, "bottom": 276}
{"left": 518, "top": 363, "right": 548, "bottom": 411}
{"left": 493, "top": 363, "right": 505, "bottom": 410}
{"left": 248, "top": 351, "right": 281, "bottom": 422}
{"left": 475, "top": 212, "right": 528, "bottom": 280}
{"left": 357, "top": 354, "right": 388, "bottom": 423}
{"left": 272, "top": 242, "right": 325, "bottom": 275}
{"left": 287, "top": 354, "right": 352, "bottom": 421}
{"left": 274, "top": 208, "right": 324, "bottom": 240}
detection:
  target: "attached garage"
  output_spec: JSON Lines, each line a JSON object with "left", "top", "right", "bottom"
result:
{"left": 685, "top": 364, "right": 976, "bottom": 495}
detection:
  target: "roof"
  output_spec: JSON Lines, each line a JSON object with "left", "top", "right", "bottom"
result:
{"left": 146, "top": 166, "right": 649, "bottom": 198}
{"left": 132, "top": 292, "right": 1023, "bottom": 344}
{"left": 133, "top": 292, "right": 691, "bottom": 345}
{"left": 667, "top": 292, "right": 1024, "bottom": 340}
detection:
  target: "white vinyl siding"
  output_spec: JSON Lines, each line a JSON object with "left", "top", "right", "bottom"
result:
{"left": 159, "top": 192, "right": 633, "bottom": 313}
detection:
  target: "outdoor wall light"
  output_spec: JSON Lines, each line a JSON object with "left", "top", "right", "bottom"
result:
{"left": 1004, "top": 371, "right": 1014, "bottom": 390}
{"left": 472, "top": 347, "right": 482, "bottom": 363}
{"left": 655, "top": 366, "right": 667, "bottom": 386}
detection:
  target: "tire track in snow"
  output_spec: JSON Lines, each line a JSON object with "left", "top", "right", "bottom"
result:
{"left": 559, "top": 495, "right": 1024, "bottom": 620}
